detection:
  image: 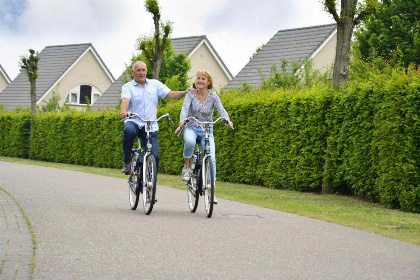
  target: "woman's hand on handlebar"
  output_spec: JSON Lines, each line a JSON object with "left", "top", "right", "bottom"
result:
{"left": 226, "top": 120, "right": 234, "bottom": 129}
{"left": 225, "top": 120, "right": 234, "bottom": 129}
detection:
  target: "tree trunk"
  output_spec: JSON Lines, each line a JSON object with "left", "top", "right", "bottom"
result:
{"left": 30, "top": 80, "right": 36, "bottom": 117}
{"left": 29, "top": 80, "right": 36, "bottom": 158}
{"left": 152, "top": 15, "right": 161, "bottom": 79}
{"left": 321, "top": 138, "right": 332, "bottom": 194}
{"left": 333, "top": 19, "right": 354, "bottom": 89}
{"left": 154, "top": 57, "right": 162, "bottom": 80}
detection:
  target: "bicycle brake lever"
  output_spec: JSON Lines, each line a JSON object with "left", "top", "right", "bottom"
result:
{"left": 168, "top": 116, "right": 175, "bottom": 125}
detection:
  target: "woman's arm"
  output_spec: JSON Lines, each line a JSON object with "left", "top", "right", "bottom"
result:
{"left": 213, "top": 94, "right": 234, "bottom": 127}
{"left": 213, "top": 94, "right": 229, "bottom": 120}
{"left": 179, "top": 92, "right": 193, "bottom": 125}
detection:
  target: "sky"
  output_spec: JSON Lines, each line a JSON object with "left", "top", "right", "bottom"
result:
{"left": 0, "top": 0, "right": 334, "bottom": 81}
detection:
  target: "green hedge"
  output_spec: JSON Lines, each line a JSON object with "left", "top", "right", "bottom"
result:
{"left": 30, "top": 111, "right": 123, "bottom": 168}
{"left": 0, "top": 111, "right": 31, "bottom": 158}
{"left": 0, "top": 67, "right": 418, "bottom": 212}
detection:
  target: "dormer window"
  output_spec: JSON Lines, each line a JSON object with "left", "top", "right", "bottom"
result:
{"left": 65, "top": 84, "right": 102, "bottom": 105}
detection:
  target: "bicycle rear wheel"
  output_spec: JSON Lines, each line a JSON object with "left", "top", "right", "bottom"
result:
{"left": 128, "top": 157, "right": 140, "bottom": 210}
{"left": 142, "top": 154, "right": 157, "bottom": 215}
{"left": 203, "top": 157, "right": 214, "bottom": 218}
{"left": 188, "top": 157, "right": 199, "bottom": 213}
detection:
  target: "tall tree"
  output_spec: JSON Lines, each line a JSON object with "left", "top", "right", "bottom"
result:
{"left": 20, "top": 49, "right": 40, "bottom": 159}
{"left": 20, "top": 49, "right": 40, "bottom": 117}
{"left": 323, "top": 0, "right": 377, "bottom": 88}
{"left": 354, "top": 0, "right": 420, "bottom": 67}
{"left": 142, "top": 0, "right": 172, "bottom": 79}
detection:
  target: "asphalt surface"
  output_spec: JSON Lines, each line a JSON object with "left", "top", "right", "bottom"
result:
{"left": 0, "top": 161, "right": 419, "bottom": 280}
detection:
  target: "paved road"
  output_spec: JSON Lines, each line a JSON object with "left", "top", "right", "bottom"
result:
{"left": 0, "top": 161, "right": 419, "bottom": 280}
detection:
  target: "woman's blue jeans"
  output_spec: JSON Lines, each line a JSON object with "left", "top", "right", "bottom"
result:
{"left": 183, "top": 126, "right": 216, "bottom": 179}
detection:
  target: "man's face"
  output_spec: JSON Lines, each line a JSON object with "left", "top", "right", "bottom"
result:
{"left": 132, "top": 62, "right": 147, "bottom": 84}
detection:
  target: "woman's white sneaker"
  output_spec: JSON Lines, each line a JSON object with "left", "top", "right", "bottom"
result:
{"left": 182, "top": 166, "right": 191, "bottom": 181}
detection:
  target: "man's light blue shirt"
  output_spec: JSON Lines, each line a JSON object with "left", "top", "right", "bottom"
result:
{"left": 121, "top": 79, "right": 170, "bottom": 132}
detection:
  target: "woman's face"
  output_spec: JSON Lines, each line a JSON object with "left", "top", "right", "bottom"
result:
{"left": 195, "top": 74, "right": 210, "bottom": 90}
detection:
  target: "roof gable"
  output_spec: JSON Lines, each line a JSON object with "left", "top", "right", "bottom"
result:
{"left": 0, "top": 43, "right": 114, "bottom": 110}
{"left": 0, "top": 64, "right": 11, "bottom": 83}
{"left": 172, "top": 35, "right": 233, "bottom": 79}
{"left": 225, "top": 23, "right": 336, "bottom": 89}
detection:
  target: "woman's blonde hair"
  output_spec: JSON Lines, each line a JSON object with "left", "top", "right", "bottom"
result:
{"left": 196, "top": 70, "right": 213, "bottom": 89}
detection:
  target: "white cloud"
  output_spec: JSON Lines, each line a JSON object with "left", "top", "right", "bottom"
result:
{"left": 0, "top": 0, "right": 334, "bottom": 81}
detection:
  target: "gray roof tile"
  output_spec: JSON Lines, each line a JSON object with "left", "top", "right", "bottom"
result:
{"left": 0, "top": 43, "right": 114, "bottom": 110}
{"left": 92, "top": 72, "right": 128, "bottom": 110}
{"left": 225, "top": 23, "right": 336, "bottom": 89}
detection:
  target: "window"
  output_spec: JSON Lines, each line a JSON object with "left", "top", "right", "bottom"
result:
{"left": 65, "top": 85, "right": 102, "bottom": 106}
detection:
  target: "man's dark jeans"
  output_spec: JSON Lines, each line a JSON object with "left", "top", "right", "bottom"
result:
{"left": 123, "top": 121, "right": 159, "bottom": 171}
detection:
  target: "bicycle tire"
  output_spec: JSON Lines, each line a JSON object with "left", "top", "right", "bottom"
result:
{"left": 203, "top": 157, "right": 214, "bottom": 218}
{"left": 188, "top": 157, "right": 199, "bottom": 213}
{"left": 128, "top": 154, "right": 140, "bottom": 210}
{"left": 143, "top": 154, "right": 157, "bottom": 215}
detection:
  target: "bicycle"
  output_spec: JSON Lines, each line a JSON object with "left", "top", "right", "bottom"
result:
{"left": 125, "top": 112, "right": 174, "bottom": 215}
{"left": 181, "top": 116, "right": 233, "bottom": 218}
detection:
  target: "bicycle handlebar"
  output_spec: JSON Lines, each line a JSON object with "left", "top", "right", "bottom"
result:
{"left": 125, "top": 112, "right": 175, "bottom": 125}
{"left": 184, "top": 116, "right": 234, "bottom": 129}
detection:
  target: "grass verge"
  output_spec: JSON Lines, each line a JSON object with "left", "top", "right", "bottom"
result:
{"left": 1, "top": 156, "right": 419, "bottom": 246}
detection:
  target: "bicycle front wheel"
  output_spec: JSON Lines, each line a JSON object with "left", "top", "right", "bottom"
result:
{"left": 142, "top": 154, "right": 157, "bottom": 215}
{"left": 203, "top": 156, "right": 214, "bottom": 218}
{"left": 188, "top": 157, "right": 199, "bottom": 213}
{"left": 129, "top": 157, "right": 140, "bottom": 210}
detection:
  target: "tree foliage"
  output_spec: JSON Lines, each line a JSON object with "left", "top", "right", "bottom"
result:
{"left": 354, "top": 0, "right": 420, "bottom": 67}
{"left": 250, "top": 44, "right": 264, "bottom": 61}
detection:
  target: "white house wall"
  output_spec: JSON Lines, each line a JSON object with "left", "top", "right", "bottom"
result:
{"left": 189, "top": 44, "right": 230, "bottom": 92}
{"left": 0, "top": 74, "right": 9, "bottom": 93}
{"left": 311, "top": 32, "right": 337, "bottom": 73}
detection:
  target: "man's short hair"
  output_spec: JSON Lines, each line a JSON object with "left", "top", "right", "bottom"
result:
{"left": 132, "top": 61, "right": 147, "bottom": 71}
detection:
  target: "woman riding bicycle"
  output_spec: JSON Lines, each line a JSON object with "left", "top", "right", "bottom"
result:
{"left": 177, "top": 70, "right": 233, "bottom": 203}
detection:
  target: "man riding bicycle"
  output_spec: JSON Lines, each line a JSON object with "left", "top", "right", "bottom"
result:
{"left": 120, "top": 61, "right": 192, "bottom": 174}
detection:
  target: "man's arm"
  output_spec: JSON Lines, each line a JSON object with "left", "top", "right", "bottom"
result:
{"left": 166, "top": 90, "right": 187, "bottom": 100}
{"left": 167, "top": 88, "right": 196, "bottom": 100}
{"left": 120, "top": 98, "right": 130, "bottom": 119}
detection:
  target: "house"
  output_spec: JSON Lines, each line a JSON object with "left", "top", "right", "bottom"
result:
{"left": 0, "top": 64, "right": 11, "bottom": 93}
{"left": 0, "top": 43, "right": 114, "bottom": 110}
{"left": 224, "top": 23, "right": 337, "bottom": 89}
{"left": 93, "top": 35, "right": 232, "bottom": 110}
{"left": 171, "top": 35, "right": 233, "bottom": 91}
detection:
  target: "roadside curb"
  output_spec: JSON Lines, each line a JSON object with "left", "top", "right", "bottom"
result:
{"left": 0, "top": 189, "right": 35, "bottom": 279}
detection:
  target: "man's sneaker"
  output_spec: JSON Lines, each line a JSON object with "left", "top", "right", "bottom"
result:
{"left": 213, "top": 194, "right": 218, "bottom": 204}
{"left": 182, "top": 166, "right": 191, "bottom": 181}
{"left": 122, "top": 162, "right": 131, "bottom": 175}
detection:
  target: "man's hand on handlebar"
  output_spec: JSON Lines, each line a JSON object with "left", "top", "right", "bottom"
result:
{"left": 120, "top": 111, "right": 128, "bottom": 119}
